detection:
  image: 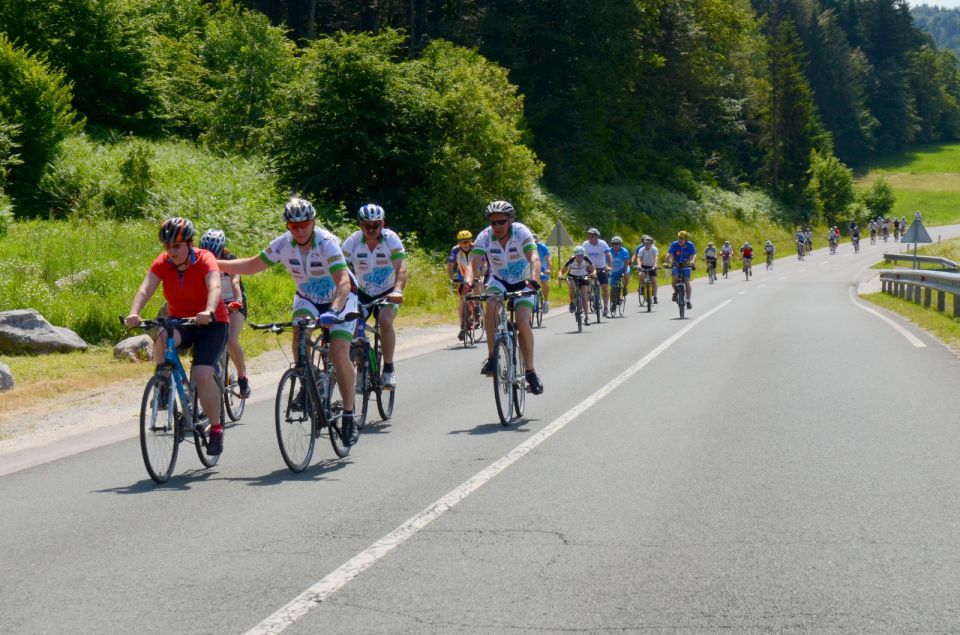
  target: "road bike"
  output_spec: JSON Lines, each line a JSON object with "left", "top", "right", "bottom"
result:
{"left": 560, "top": 275, "right": 588, "bottom": 332}
{"left": 829, "top": 239, "right": 837, "bottom": 255}
{"left": 467, "top": 288, "right": 537, "bottom": 425}
{"left": 796, "top": 241, "right": 805, "bottom": 261}
{"left": 852, "top": 235, "right": 860, "bottom": 253}
{"left": 721, "top": 255, "right": 731, "bottom": 279}
{"left": 218, "top": 348, "right": 245, "bottom": 422}
{"left": 123, "top": 316, "right": 224, "bottom": 484}
{"left": 639, "top": 267, "right": 656, "bottom": 312}
{"left": 765, "top": 251, "right": 774, "bottom": 270}
{"left": 252, "top": 313, "right": 358, "bottom": 472}
{"left": 610, "top": 274, "right": 627, "bottom": 317}
{"left": 351, "top": 297, "right": 396, "bottom": 428}
{"left": 672, "top": 265, "right": 690, "bottom": 320}
{"left": 742, "top": 256, "right": 752, "bottom": 280}
{"left": 530, "top": 286, "right": 545, "bottom": 328}
{"left": 589, "top": 276, "right": 603, "bottom": 324}
{"left": 870, "top": 230, "right": 877, "bottom": 245}
{"left": 706, "top": 258, "right": 717, "bottom": 284}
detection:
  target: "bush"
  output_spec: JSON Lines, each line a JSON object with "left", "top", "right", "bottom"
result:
{"left": 861, "top": 176, "right": 896, "bottom": 218}
{"left": 0, "top": 34, "right": 82, "bottom": 208}
{"left": 806, "top": 151, "right": 855, "bottom": 225}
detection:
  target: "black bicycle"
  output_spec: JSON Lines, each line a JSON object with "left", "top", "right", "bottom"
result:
{"left": 672, "top": 264, "right": 691, "bottom": 319}
{"left": 706, "top": 258, "right": 717, "bottom": 284}
{"left": 352, "top": 297, "right": 396, "bottom": 428}
{"left": 589, "top": 276, "right": 603, "bottom": 324}
{"left": 743, "top": 256, "right": 752, "bottom": 280}
{"left": 467, "top": 288, "right": 537, "bottom": 425}
{"left": 530, "top": 286, "right": 545, "bottom": 328}
{"left": 610, "top": 273, "right": 627, "bottom": 317}
{"left": 796, "top": 241, "right": 805, "bottom": 261}
{"left": 122, "top": 316, "right": 223, "bottom": 484}
{"left": 639, "top": 267, "right": 656, "bottom": 312}
{"left": 218, "top": 348, "right": 245, "bottom": 422}
{"left": 852, "top": 234, "right": 860, "bottom": 253}
{"left": 252, "top": 313, "right": 359, "bottom": 472}
{"left": 455, "top": 282, "right": 484, "bottom": 348}
{"left": 560, "top": 275, "right": 589, "bottom": 332}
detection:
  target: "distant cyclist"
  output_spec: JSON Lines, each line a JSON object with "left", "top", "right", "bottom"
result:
{"left": 533, "top": 233, "right": 552, "bottom": 313}
{"left": 794, "top": 227, "right": 807, "bottom": 259}
{"left": 764, "top": 240, "right": 775, "bottom": 269}
{"left": 666, "top": 231, "right": 696, "bottom": 310}
{"left": 720, "top": 240, "right": 734, "bottom": 278}
{"left": 869, "top": 219, "right": 877, "bottom": 243}
{"left": 199, "top": 228, "right": 250, "bottom": 399}
{"left": 583, "top": 228, "right": 613, "bottom": 318}
{"left": 609, "top": 236, "right": 631, "bottom": 302}
{"left": 740, "top": 241, "right": 754, "bottom": 264}
{"left": 560, "top": 246, "right": 597, "bottom": 324}
{"left": 448, "top": 229, "right": 485, "bottom": 341}
{"left": 633, "top": 235, "right": 659, "bottom": 302}
{"left": 126, "top": 218, "right": 229, "bottom": 456}
{"left": 703, "top": 241, "right": 718, "bottom": 280}
{"left": 851, "top": 223, "right": 861, "bottom": 252}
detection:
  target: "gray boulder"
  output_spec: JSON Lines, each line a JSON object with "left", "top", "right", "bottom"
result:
{"left": 114, "top": 334, "right": 153, "bottom": 362}
{"left": 0, "top": 361, "right": 13, "bottom": 391}
{"left": 0, "top": 309, "right": 89, "bottom": 354}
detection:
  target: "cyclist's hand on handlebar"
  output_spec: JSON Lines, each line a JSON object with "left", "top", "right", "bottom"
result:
{"left": 125, "top": 314, "right": 142, "bottom": 328}
{"left": 196, "top": 311, "right": 213, "bottom": 326}
{"left": 318, "top": 311, "right": 338, "bottom": 327}
{"left": 387, "top": 290, "right": 404, "bottom": 304}
{"left": 527, "top": 279, "right": 541, "bottom": 291}
{"left": 227, "top": 301, "right": 243, "bottom": 313}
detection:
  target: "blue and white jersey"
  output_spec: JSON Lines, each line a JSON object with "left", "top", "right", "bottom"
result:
{"left": 473, "top": 222, "right": 537, "bottom": 284}
{"left": 609, "top": 246, "right": 631, "bottom": 273}
{"left": 259, "top": 227, "right": 349, "bottom": 304}
{"left": 341, "top": 228, "right": 406, "bottom": 296}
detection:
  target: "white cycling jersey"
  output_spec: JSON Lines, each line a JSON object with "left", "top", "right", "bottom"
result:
{"left": 582, "top": 239, "right": 611, "bottom": 270}
{"left": 704, "top": 246, "right": 718, "bottom": 259}
{"left": 259, "top": 227, "right": 350, "bottom": 305}
{"left": 473, "top": 222, "right": 536, "bottom": 285}
{"left": 635, "top": 245, "right": 659, "bottom": 268}
{"left": 341, "top": 228, "right": 406, "bottom": 296}
{"left": 563, "top": 256, "right": 595, "bottom": 277}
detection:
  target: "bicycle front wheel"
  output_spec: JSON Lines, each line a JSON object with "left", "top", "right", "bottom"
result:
{"left": 192, "top": 375, "right": 223, "bottom": 468}
{"left": 275, "top": 368, "right": 316, "bottom": 472}
{"left": 324, "top": 365, "right": 352, "bottom": 458}
{"left": 493, "top": 337, "right": 514, "bottom": 425}
{"left": 513, "top": 342, "right": 526, "bottom": 418}
{"left": 354, "top": 348, "right": 370, "bottom": 431}
{"left": 374, "top": 339, "right": 395, "bottom": 420}
{"left": 535, "top": 291, "right": 544, "bottom": 327}
{"left": 223, "top": 352, "right": 245, "bottom": 422}
{"left": 139, "top": 374, "right": 180, "bottom": 484}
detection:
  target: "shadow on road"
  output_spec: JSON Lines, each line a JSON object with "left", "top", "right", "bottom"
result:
{"left": 223, "top": 459, "right": 351, "bottom": 486}
{"left": 93, "top": 469, "right": 216, "bottom": 494}
{"left": 359, "top": 420, "right": 392, "bottom": 435}
{"left": 448, "top": 418, "right": 536, "bottom": 435}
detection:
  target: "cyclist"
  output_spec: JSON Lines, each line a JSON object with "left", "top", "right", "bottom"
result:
{"left": 582, "top": 228, "right": 613, "bottom": 318}
{"left": 804, "top": 227, "right": 813, "bottom": 253}
{"left": 869, "top": 219, "right": 877, "bottom": 243}
{"left": 560, "top": 245, "right": 597, "bottom": 324}
{"left": 448, "top": 230, "right": 485, "bottom": 341}
{"left": 764, "top": 240, "right": 775, "bottom": 269}
{"left": 828, "top": 227, "right": 839, "bottom": 253}
{"left": 740, "top": 242, "right": 754, "bottom": 274}
{"left": 217, "top": 197, "right": 360, "bottom": 445}
{"left": 463, "top": 200, "right": 544, "bottom": 395}
{"left": 665, "top": 231, "right": 696, "bottom": 310}
{"left": 199, "top": 229, "right": 250, "bottom": 399}
{"left": 341, "top": 203, "right": 407, "bottom": 389}
{"left": 851, "top": 222, "right": 861, "bottom": 252}
{"left": 533, "top": 233, "right": 552, "bottom": 313}
{"left": 892, "top": 217, "right": 901, "bottom": 241}
{"left": 126, "top": 218, "right": 229, "bottom": 456}
{"left": 703, "top": 241, "right": 718, "bottom": 280}
{"left": 608, "top": 235, "right": 631, "bottom": 306}
{"left": 794, "top": 227, "right": 807, "bottom": 259}
{"left": 633, "top": 235, "right": 659, "bottom": 302}
{"left": 720, "top": 240, "right": 734, "bottom": 278}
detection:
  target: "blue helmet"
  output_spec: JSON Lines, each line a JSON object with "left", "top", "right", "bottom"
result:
{"left": 358, "top": 203, "right": 385, "bottom": 222}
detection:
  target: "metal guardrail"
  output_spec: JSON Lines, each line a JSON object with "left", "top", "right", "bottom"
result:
{"left": 883, "top": 253, "right": 959, "bottom": 270}
{"left": 880, "top": 269, "right": 960, "bottom": 316}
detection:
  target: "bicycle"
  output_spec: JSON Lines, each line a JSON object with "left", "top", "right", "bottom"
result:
{"left": 852, "top": 235, "right": 860, "bottom": 253}
{"left": 610, "top": 274, "right": 627, "bottom": 317}
{"left": 589, "top": 277, "right": 603, "bottom": 324}
{"left": 721, "top": 255, "right": 731, "bottom": 279}
{"left": 530, "top": 286, "right": 545, "bottom": 328}
{"left": 870, "top": 231, "right": 877, "bottom": 245}
{"left": 218, "top": 348, "right": 246, "bottom": 422}
{"left": 560, "top": 275, "right": 589, "bottom": 332}
{"left": 796, "top": 241, "right": 805, "bottom": 261}
{"left": 352, "top": 297, "right": 396, "bottom": 428}
{"left": 453, "top": 280, "right": 485, "bottom": 347}
{"left": 742, "top": 256, "right": 752, "bottom": 280}
{"left": 672, "top": 266, "right": 688, "bottom": 320}
{"left": 829, "top": 239, "right": 837, "bottom": 255}
{"left": 466, "top": 288, "right": 537, "bottom": 425}
{"left": 706, "top": 258, "right": 717, "bottom": 284}
{"left": 639, "top": 267, "right": 656, "bottom": 312}
{"left": 765, "top": 251, "right": 774, "bottom": 270}
{"left": 122, "top": 316, "right": 224, "bottom": 484}
{"left": 252, "top": 313, "right": 358, "bottom": 472}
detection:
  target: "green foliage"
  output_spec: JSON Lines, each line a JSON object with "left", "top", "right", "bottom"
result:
{"left": 107, "top": 142, "right": 157, "bottom": 218}
{"left": 861, "top": 176, "right": 896, "bottom": 217}
{"left": 806, "top": 150, "right": 856, "bottom": 224}
{"left": 0, "top": 34, "right": 82, "bottom": 209}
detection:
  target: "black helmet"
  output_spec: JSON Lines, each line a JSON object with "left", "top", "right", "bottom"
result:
{"left": 159, "top": 217, "right": 195, "bottom": 244}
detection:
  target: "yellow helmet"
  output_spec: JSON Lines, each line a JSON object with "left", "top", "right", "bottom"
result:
{"left": 677, "top": 230, "right": 689, "bottom": 239}
{"left": 456, "top": 229, "right": 473, "bottom": 241}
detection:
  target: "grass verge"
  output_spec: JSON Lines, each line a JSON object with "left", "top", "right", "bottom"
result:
{"left": 862, "top": 291, "right": 960, "bottom": 353}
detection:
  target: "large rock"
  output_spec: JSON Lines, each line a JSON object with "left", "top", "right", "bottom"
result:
{"left": 114, "top": 334, "right": 153, "bottom": 362}
{"left": 0, "top": 309, "right": 89, "bottom": 354}
{"left": 0, "top": 361, "right": 13, "bottom": 392}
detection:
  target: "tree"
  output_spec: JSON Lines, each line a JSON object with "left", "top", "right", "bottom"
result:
{"left": 806, "top": 150, "right": 855, "bottom": 224}
{"left": 861, "top": 175, "right": 895, "bottom": 217}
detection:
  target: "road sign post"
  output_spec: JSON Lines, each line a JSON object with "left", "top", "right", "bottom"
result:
{"left": 901, "top": 215, "right": 932, "bottom": 270}
{"left": 546, "top": 221, "right": 575, "bottom": 286}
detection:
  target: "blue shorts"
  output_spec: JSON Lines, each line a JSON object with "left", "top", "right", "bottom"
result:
{"left": 672, "top": 267, "right": 691, "bottom": 280}
{"left": 540, "top": 271, "right": 550, "bottom": 281}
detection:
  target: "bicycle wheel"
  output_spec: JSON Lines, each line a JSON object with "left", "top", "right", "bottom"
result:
{"left": 535, "top": 291, "right": 544, "bottom": 327}
{"left": 513, "top": 341, "right": 526, "bottom": 418}
{"left": 275, "top": 368, "right": 316, "bottom": 472}
{"left": 575, "top": 295, "right": 583, "bottom": 332}
{"left": 471, "top": 304, "right": 485, "bottom": 344}
{"left": 645, "top": 282, "right": 652, "bottom": 313}
{"left": 593, "top": 285, "right": 602, "bottom": 323}
{"left": 223, "top": 352, "right": 245, "bottom": 422}
{"left": 723, "top": 260, "right": 729, "bottom": 278}
{"left": 323, "top": 365, "right": 351, "bottom": 458}
{"left": 353, "top": 344, "right": 370, "bottom": 431}
{"left": 676, "top": 284, "right": 685, "bottom": 320}
{"left": 461, "top": 304, "right": 473, "bottom": 348}
{"left": 139, "top": 374, "right": 180, "bottom": 484}
{"left": 492, "top": 337, "right": 514, "bottom": 425}
{"left": 610, "top": 284, "right": 620, "bottom": 317}
{"left": 374, "top": 337, "right": 395, "bottom": 420}
{"left": 192, "top": 375, "right": 224, "bottom": 468}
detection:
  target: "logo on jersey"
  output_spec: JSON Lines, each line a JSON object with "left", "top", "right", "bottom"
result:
{"left": 300, "top": 277, "right": 335, "bottom": 300}
{"left": 499, "top": 260, "right": 529, "bottom": 281}
{"left": 363, "top": 266, "right": 394, "bottom": 290}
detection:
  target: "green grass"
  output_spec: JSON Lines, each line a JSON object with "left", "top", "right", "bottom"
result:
{"left": 856, "top": 142, "right": 960, "bottom": 226}
{"left": 863, "top": 291, "right": 960, "bottom": 352}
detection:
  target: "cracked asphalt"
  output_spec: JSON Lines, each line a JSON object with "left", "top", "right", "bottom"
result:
{"left": 3, "top": 228, "right": 960, "bottom": 633}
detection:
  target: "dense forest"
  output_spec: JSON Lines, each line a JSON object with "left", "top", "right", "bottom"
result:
{"left": 912, "top": 4, "right": 960, "bottom": 56}
{"left": 0, "top": 0, "right": 957, "bottom": 246}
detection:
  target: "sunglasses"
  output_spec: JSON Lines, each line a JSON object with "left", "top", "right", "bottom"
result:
{"left": 458, "top": 240, "right": 472, "bottom": 246}
{"left": 490, "top": 219, "right": 510, "bottom": 227}
{"left": 362, "top": 222, "right": 382, "bottom": 232}
{"left": 287, "top": 220, "right": 312, "bottom": 231}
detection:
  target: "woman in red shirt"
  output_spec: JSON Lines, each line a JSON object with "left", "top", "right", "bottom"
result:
{"left": 125, "top": 218, "right": 229, "bottom": 456}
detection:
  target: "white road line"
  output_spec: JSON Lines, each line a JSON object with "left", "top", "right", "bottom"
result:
{"left": 848, "top": 287, "right": 925, "bottom": 348}
{"left": 739, "top": 291, "right": 747, "bottom": 295}
{"left": 245, "top": 300, "right": 734, "bottom": 635}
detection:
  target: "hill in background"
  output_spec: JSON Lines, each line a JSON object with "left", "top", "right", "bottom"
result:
{"left": 912, "top": 4, "right": 960, "bottom": 56}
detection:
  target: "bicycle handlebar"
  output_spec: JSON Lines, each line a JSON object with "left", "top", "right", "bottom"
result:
{"left": 465, "top": 289, "right": 538, "bottom": 302}
{"left": 251, "top": 312, "right": 362, "bottom": 334}
{"left": 119, "top": 314, "right": 210, "bottom": 330}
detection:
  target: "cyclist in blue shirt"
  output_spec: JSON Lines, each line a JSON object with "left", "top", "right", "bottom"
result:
{"left": 533, "top": 234, "right": 552, "bottom": 314}
{"left": 665, "top": 230, "right": 697, "bottom": 310}
{"left": 608, "top": 236, "right": 631, "bottom": 306}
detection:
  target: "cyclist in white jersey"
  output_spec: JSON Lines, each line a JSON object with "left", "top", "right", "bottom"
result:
{"left": 560, "top": 246, "right": 597, "bottom": 323}
{"left": 582, "top": 228, "right": 613, "bottom": 318}
{"left": 218, "top": 197, "right": 361, "bottom": 445}
{"left": 463, "top": 200, "right": 543, "bottom": 395}
{"left": 633, "top": 235, "right": 660, "bottom": 301}
{"left": 341, "top": 203, "right": 407, "bottom": 389}
{"left": 200, "top": 229, "right": 250, "bottom": 398}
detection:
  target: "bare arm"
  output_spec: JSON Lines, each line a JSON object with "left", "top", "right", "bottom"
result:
{"left": 230, "top": 274, "right": 243, "bottom": 305}
{"left": 389, "top": 258, "right": 408, "bottom": 303}
{"left": 196, "top": 269, "right": 222, "bottom": 325}
{"left": 526, "top": 249, "right": 541, "bottom": 283}
{"left": 126, "top": 272, "right": 162, "bottom": 326}
{"left": 330, "top": 269, "right": 352, "bottom": 313}
{"left": 218, "top": 255, "right": 270, "bottom": 276}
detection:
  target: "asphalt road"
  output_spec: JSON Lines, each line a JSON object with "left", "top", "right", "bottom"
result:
{"left": 3, "top": 231, "right": 960, "bottom": 633}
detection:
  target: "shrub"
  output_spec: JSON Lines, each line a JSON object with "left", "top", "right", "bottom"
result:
{"left": 861, "top": 176, "right": 896, "bottom": 218}
{"left": 806, "top": 151, "right": 855, "bottom": 225}
{"left": 0, "top": 34, "right": 82, "bottom": 208}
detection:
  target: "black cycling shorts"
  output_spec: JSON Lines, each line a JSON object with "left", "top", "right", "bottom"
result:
{"left": 176, "top": 322, "right": 228, "bottom": 367}
{"left": 596, "top": 270, "right": 609, "bottom": 285}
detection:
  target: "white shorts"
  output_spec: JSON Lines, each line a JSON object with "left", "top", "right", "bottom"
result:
{"left": 292, "top": 294, "right": 358, "bottom": 342}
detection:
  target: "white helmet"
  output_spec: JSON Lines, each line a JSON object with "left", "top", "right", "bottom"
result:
{"left": 573, "top": 245, "right": 586, "bottom": 256}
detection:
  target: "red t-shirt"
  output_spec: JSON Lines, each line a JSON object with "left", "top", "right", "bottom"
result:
{"left": 149, "top": 248, "right": 229, "bottom": 322}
